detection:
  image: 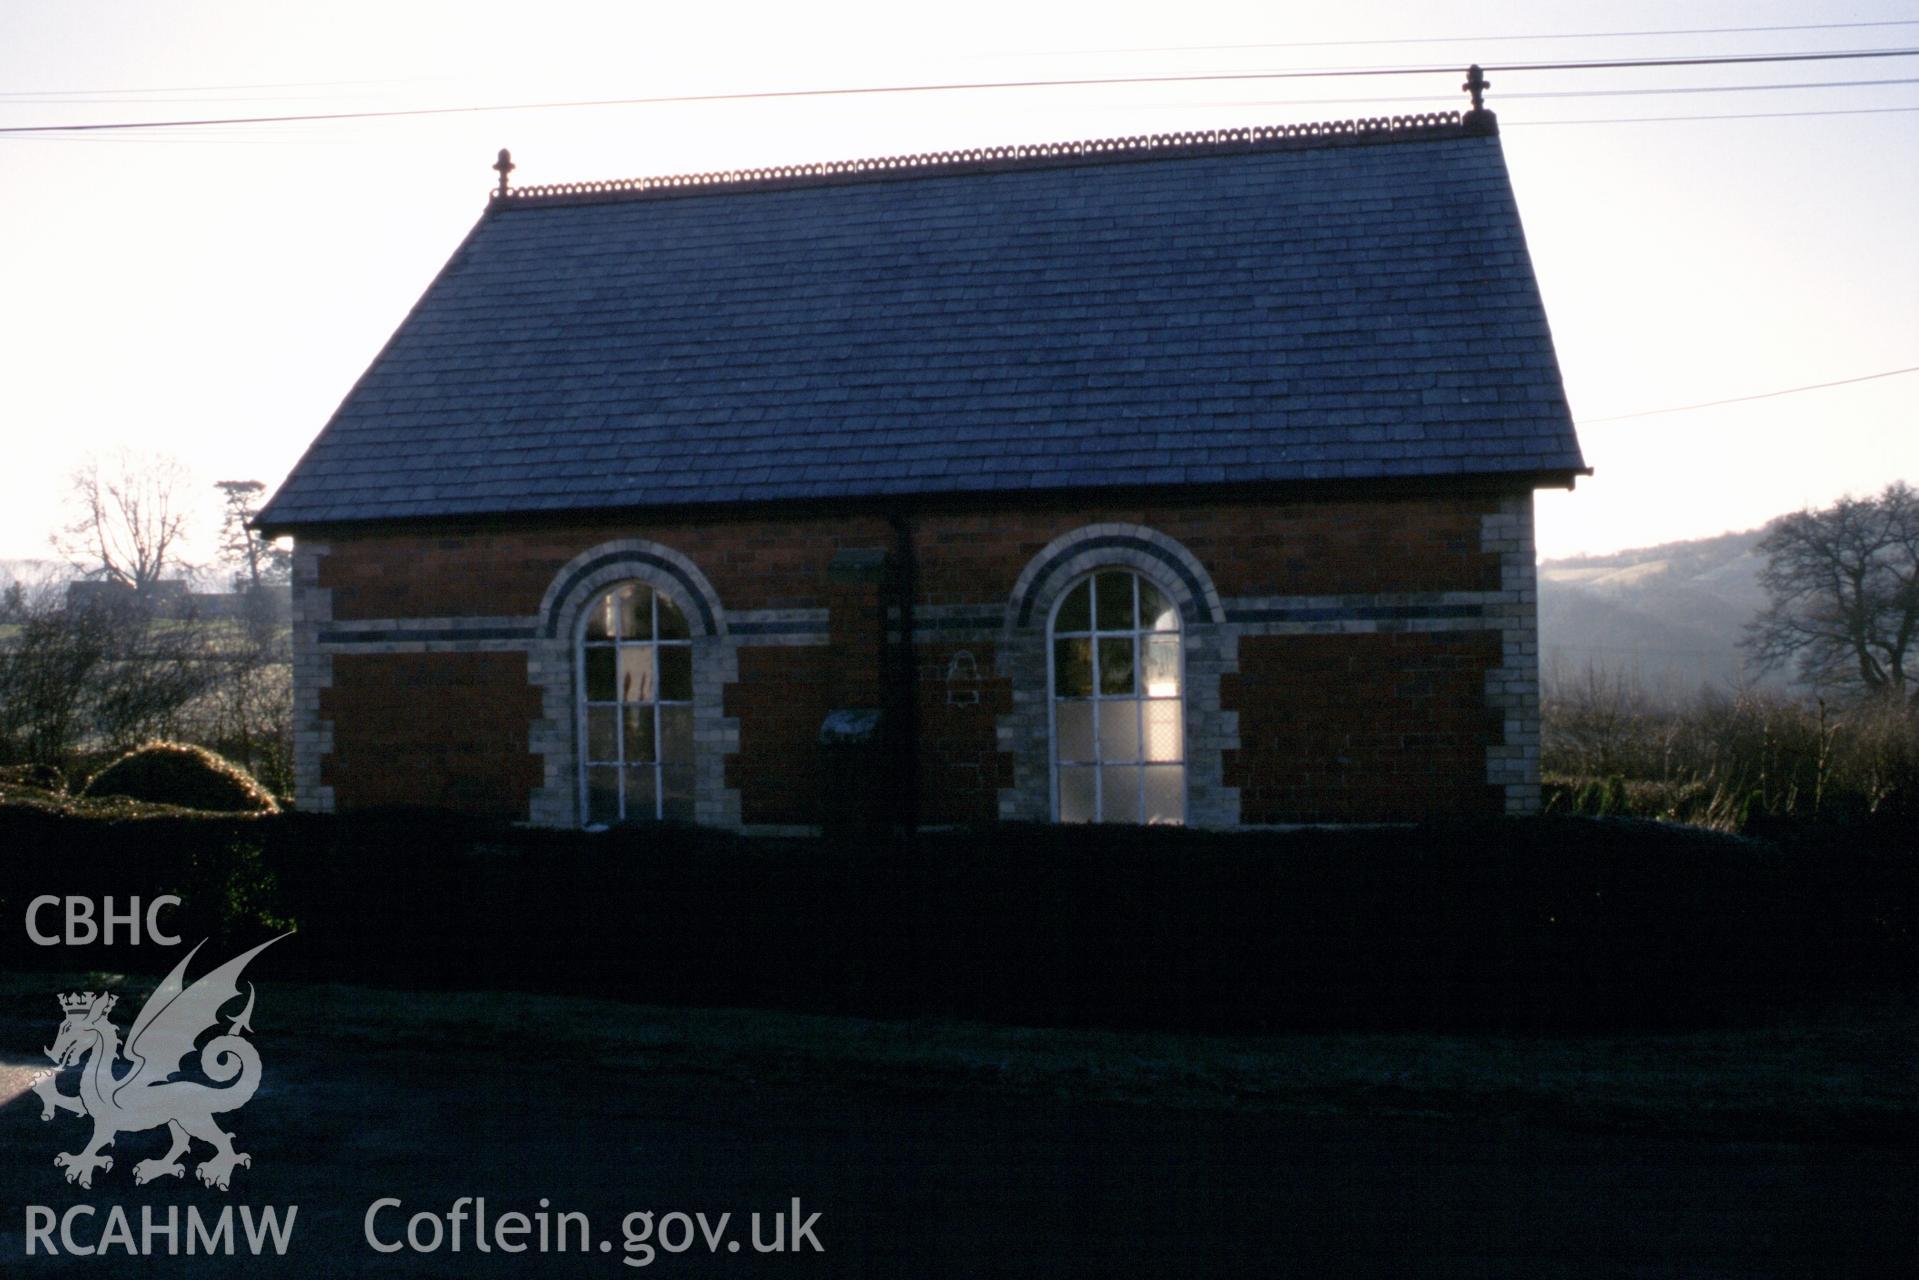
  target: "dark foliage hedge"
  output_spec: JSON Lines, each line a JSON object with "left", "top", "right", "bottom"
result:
{"left": 81, "top": 742, "right": 277, "bottom": 814}
{"left": 1, "top": 805, "right": 1910, "bottom": 1033}
{"left": 0, "top": 764, "right": 65, "bottom": 793}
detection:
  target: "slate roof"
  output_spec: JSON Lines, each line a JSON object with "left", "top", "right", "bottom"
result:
{"left": 258, "top": 112, "right": 1585, "bottom": 531}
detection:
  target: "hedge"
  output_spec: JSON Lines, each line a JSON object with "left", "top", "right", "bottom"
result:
{"left": 1, "top": 799, "right": 1910, "bottom": 1033}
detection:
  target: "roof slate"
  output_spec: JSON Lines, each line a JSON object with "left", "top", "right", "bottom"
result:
{"left": 259, "top": 117, "right": 1584, "bottom": 530}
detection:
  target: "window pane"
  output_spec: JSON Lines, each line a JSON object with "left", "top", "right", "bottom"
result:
{"left": 1048, "top": 567, "right": 1184, "bottom": 830}
{"left": 586, "top": 706, "right": 620, "bottom": 763}
{"left": 1097, "top": 637, "right": 1135, "bottom": 696}
{"left": 657, "top": 595, "right": 691, "bottom": 640}
{"left": 1055, "top": 580, "right": 1092, "bottom": 632}
{"left": 1144, "top": 635, "right": 1181, "bottom": 697}
{"left": 1056, "top": 701, "right": 1094, "bottom": 762}
{"left": 625, "top": 765, "right": 659, "bottom": 820}
{"left": 585, "top": 593, "right": 617, "bottom": 641}
{"left": 582, "top": 582, "right": 700, "bottom": 830}
{"left": 586, "top": 766, "right": 621, "bottom": 824}
{"left": 1054, "top": 638, "right": 1093, "bottom": 697}
{"left": 1144, "top": 700, "right": 1184, "bottom": 763}
{"left": 617, "top": 647, "right": 656, "bottom": 703}
{"left": 622, "top": 705, "right": 655, "bottom": 763}
{"left": 658, "top": 704, "right": 694, "bottom": 763}
{"left": 1139, "top": 580, "right": 1178, "bottom": 632}
{"left": 1098, "top": 701, "right": 1140, "bottom": 763}
{"left": 616, "top": 584, "right": 653, "bottom": 641}
{"left": 584, "top": 646, "right": 616, "bottom": 701}
{"left": 661, "top": 765, "right": 695, "bottom": 823}
{"left": 1143, "top": 765, "right": 1184, "bottom": 825}
{"left": 659, "top": 645, "right": 693, "bottom": 702}
{"left": 1099, "top": 767, "right": 1140, "bottom": 823}
{"left": 1095, "top": 571, "right": 1133, "bottom": 631}
{"left": 1058, "top": 766, "right": 1096, "bottom": 823}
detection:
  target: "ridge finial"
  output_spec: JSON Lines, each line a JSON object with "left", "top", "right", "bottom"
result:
{"left": 1462, "top": 65, "right": 1490, "bottom": 110}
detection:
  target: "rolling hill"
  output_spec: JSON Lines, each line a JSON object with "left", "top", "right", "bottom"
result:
{"left": 1537, "top": 527, "right": 1781, "bottom": 693}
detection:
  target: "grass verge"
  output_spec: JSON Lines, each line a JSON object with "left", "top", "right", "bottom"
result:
{"left": 8, "top": 971, "right": 1911, "bottom": 1147}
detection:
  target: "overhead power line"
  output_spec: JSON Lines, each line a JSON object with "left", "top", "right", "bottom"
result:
{"left": 1511, "top": 75, "right": 1919, "bottom": 99}
{"left": 0, "top": 92, "right": 440, "bottom": 107}
{"left": 5, "top": 21, "right": 1914, "bottom": 102}
{"left": 1162, "top": 78, "right": 1919, "bottom": 112}
{"left": 20, "top": 74, "right": 1916, "bottom": 113}
{"left": 17, "top": 102, "right": 1909, "bottom": 148}
{"left": 1050, "top": 18, "right": 1919, "bottom": 56}
{"left": 1, "top": 46, "right": 1916, "bottom": 135}
{"left": 1581, "top": 366, "right": 1919, "bottom": 424}
{"left": 0, "top": 76, "right": 453, "bottom": 100}
{"left": 1508, "top": 105, "right": 1919, "bottom": 126}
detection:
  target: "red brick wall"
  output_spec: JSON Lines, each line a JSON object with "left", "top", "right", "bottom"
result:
{"left": 1221, "top": 632, "right": 1504, "bottom": 823}
{"left": 310, "top": 490, "right": 1512, "bottom": 824}
{"left": 320, "top": 652, "right": 543, "bottom": 818}
{"left": 715, "top": 640, "right": 1016, "bottom": 827}
{"left": 913, "top": 499, "right": 1500, "bottom": 602}
{"left": 317, "top": 496, "right": 1501, "bottom": 621}
{"left": 320, "top": 516, "right": 895, "bottom": 620}
{"left": 914, "top": 640, "right": 1016, "bottom": 824}
{"left": 722, "top": 646, "right": 837, "bottom": 826}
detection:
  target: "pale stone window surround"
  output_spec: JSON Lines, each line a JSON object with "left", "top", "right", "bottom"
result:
{"left": 528, "top": 540, "right": 740, "bottom": 829}
{"left": 999, "top": 524, "right": 1236, "bottom": 827}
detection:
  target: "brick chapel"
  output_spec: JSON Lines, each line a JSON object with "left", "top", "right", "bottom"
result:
{"left": 257, "top": 104, "right": 1586, "bottom": 831}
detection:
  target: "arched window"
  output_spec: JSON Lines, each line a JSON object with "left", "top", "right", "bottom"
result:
{"left": 1049, "top": 569, "right": 1185, "bottom": 824}
{"left": 579, "top": 582, "right": 695, "bottom": 824}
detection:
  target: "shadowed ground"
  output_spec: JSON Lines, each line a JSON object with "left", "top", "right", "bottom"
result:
{"left": 1, "top": 979, "right": 1912, "bottom": 1276}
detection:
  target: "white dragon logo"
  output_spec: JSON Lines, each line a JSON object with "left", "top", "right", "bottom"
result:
{"left": 28, "top": 934, "right": 289, "bottom": 1191}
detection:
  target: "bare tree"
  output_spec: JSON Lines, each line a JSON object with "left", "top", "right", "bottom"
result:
{"left": 0, "top": 577, "right": 226, "bottom": 767}
{"left": 215, "top": 479, "right": 290, "bottom": 593}
{"left": 1744, "top": 481, "right": 1919, "bottom": 707}
{"left": 1540, "top": 658, "right": 1679, "bottom": 779}
{"left": 54, "top": 450, "right": 196, "bottom": 594}
{"left": 204, "top": 480, "right": 293, "bottom": 785}
{"left": 0, "top": 579, "right": 111, "bottom": 764}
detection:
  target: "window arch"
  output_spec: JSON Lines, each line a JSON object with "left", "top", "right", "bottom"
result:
{"left": 578, "top": 581, "right": 696, "bottom": 824}
{"left": 1049, "top": 569, "right": 1185, "bottom": 824}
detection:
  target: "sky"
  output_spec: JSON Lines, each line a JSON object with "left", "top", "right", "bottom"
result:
{"left": 2, "top": 0, "right": 1914, "bottom": 570}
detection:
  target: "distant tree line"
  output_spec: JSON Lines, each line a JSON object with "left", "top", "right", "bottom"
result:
{"left": 0, "top": 452, "right": 291, "bottom": 790}
{"left": 1543, "top": 480, "right": 1919, "bottom": 828}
